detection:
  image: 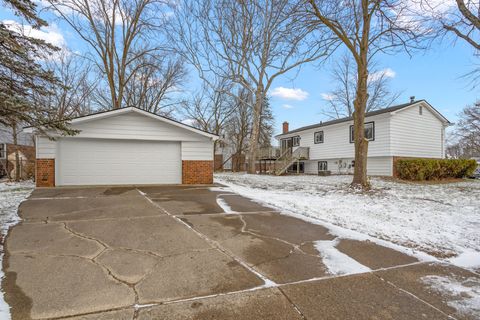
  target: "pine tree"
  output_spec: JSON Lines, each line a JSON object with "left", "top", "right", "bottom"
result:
{"left": 0, "top": 0, "right": 74, "bottom": 135}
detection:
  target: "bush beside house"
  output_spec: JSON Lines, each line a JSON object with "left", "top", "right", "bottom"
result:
{"left": 395, "top": 158, "right": 477, "bottom": 181}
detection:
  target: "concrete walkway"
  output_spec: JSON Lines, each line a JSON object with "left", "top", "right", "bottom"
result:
{"left": 2, "top": 185, "right": 479, "bottom": 319}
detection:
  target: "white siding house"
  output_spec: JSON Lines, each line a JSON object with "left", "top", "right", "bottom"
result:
{"left": 26, "top": 107, "right": 218, "bottom": 187}
{"left": 275, "top": 100, "right": 451, "bottom": 176}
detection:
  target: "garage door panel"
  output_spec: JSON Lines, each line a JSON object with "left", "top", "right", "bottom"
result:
{"left": 58, "top": 138, "right": 181, "bottom": 186}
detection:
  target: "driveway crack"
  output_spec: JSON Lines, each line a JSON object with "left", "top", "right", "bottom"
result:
{"left": 277, "top": 287, "right": 308, "bottom": 320}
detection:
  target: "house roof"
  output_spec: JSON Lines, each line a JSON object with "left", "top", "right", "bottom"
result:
{"left": 24, "top": 106, "right": 219, "bottom": 140}
{"left": 276, "top": 100, "right": 451, "bottom": 138}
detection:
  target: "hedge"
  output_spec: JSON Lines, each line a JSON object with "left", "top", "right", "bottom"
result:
{"left": 395, "top": 158, "right": 477, "bottom": 181}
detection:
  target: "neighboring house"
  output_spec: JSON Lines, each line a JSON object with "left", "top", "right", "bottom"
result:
{"left": 275, "top": 100, "right": 451, "bottom": 176}
{"left": 24, "top": 107, "right": 218, "bottom": 187}
{"left": 0, "top": 124, "right": 35, "bottom": 179}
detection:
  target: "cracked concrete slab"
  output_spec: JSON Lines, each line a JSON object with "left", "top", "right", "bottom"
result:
{"left": 220, "top": 233, "right": 293, "bottom": 267}
{"left": 151, "top": 192, "right": 225, "bottom": 215}
{"left": 183, "top": 214, "right": 330, "bottom": 283}
{"left": 137, "top": 287, "right": 303, "bottom": 320}
{"left": 281, "top": 272, "right": 450, "bottom": 320}
{"left": 219, "top": 195, "right": 276, "bottom": 213}
{"left": 136, "top": 248, "right": 264, "bottom": 303}
{"left": 3, "top": 254, "right": 135, "bottom": 319}
{"left": 137, "top": 184, "right": 222, "bottom": 195}
{"left": 29, "top": 186, "right": 138, "bottom": 199}
{"left": 6, "top": 222, "right": 103, "bottom": 258}
{"left": 180, "top": 215, "right": 244, "bottom": 241}
{"left": 254, "top": 251, "right": 329, "bottom": 284}
{"left": 220, "top": 234, "right": 328, "bottom": 283}
{"left": 63, "top": 309, "right": 135, "bottom": 319}
{"left": 376, "top": 262, "right": 480, "bottom": 320}
{"left": 96, "top": 249, "right": 159, "bottom": 284}
{"left": 150, "top": 187, "right": 275, "bottom": 215}
{"left": 336, "top": 239, "right": 419, "bottom": 269}
{"left": 67, "top": 216, "right": 211, "bottom": 256}
{"left": 241, "top": 212, "right": 335, "bottom": 243}
{"left": 19, "top": 195, "right": 164, "bottom": 222}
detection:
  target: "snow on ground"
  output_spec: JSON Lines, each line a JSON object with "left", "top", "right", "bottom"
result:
{"left": 314, "top": 239, "right": 371, "bottom": 275}
{"left": 0, "top": 180, "right": 34, "bottom": 319}
{"left": 214, "top": 173, "right": 480, "bottom": 269}
{"left": 422, "top": 275, "right": 480, "bottom": 318}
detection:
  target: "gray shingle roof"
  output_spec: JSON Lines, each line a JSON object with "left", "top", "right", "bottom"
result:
{"left": 276, "top": 100, "right": 450, "bottom": 137}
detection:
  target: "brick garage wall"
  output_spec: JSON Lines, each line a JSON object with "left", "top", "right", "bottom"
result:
{"left": 36, "top": 159, "right": 55, "bottom": 187}
{"left": 182, "top": 160, "right": 213, "bottom": 184}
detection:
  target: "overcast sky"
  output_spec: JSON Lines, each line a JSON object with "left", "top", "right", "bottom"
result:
{"left": 1, "top": 3, "right": 478, "bottom": 136}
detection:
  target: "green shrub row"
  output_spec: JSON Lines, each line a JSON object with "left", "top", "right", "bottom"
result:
{"left": 395, "top": 158, "right": 477, "bottom": 181}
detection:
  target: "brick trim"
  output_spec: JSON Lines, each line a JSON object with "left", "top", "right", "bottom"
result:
{"left": 36, "top": 159, "right": 55, "bottom": 187}
{"left": 182, "top": 160, "right": 213, "bottom": 184}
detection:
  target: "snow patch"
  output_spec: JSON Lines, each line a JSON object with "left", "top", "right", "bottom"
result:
{"left": 449, "top": 249, "right": 480, "bottom": 270}
{"left": 422, "top": 275, "right": 480, "bottom": 318}
{"left": 0, "top": 180, "right": 34, "bottom": 319}
{"left": 314, "top": 239, "right": 371, "bottom": 275}
{"left": 216, "top": 196, "right": 236, "bottom": 214}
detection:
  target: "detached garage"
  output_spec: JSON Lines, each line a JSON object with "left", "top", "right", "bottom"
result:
{"left": 26, "top": 107, "right": 218, "bottom": 187}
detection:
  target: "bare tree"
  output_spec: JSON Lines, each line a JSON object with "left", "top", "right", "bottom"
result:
{"left": 169, "top": 0, "right": 330, "bottom": 173}
{"left": 224, "top": 87, "right": 253, "bottom": 168}
{"left": 47, "top": 0, "right": 177, "bottom": 110}
{"left": 41, "top": 50, "right": 96, "bottom": 119}
{"left": 451, "top": 101, "right": 480, "bottom": 157}
{"left": 223, "top": 89, "right": 274, "bottom": 169}
{"left": 123, "top": 56, "right": 186, "bottom": 115}
{"left": 322, "top": 55, "right": 400, "bottom": 119}
{"left": 417, "top": 1, "right": 479, "bottom": 86}
{"left": 307, "top": 0, "right": 430, "bottom": 189}
{"left": 181, "top": 80, "right": 237, "bottom": 152}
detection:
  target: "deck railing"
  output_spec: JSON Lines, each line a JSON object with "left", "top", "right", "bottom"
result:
{"left": 257, "top": 146, "right": 281, "bottom": 159}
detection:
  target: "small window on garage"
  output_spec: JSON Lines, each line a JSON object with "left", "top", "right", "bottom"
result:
{"left": 314, "top": 131, "right": 324, "bottom": 144}
{"left": 0, "top": 144, "right": 6, "bottom": 159}
{"left": 318, "top": 161, "right": 328, "bottom": 172}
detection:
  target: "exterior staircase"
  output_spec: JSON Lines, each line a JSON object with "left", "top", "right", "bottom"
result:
{"left": 274, "top": 147, "right": 309, "bottom": 176}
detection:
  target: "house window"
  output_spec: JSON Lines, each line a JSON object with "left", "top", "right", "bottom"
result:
{"left": 292, "top": 136, "right": 300, "bottom": 147}
{"left": 350, "top": 122, "right": 375, "bottom": 143}
{"left": 314, "top": 131, "right": 324, "bottom": 144}
{"left": 419, "top": 106, "right": 423, "bottom": 115}
{"left": 0, "top": 144, "right": 5, "bottom": 159}
{"left": 288, "top": 162, "right": 304, "bottom": 173}
{"left": 318, "top": 161, "right": 328, "bottom": 172}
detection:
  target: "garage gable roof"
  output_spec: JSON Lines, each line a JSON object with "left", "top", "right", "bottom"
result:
{"left": 26, "top": 107, "right": 219, "bottom": 140}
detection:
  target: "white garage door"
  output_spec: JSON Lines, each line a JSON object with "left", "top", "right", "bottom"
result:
{"left": 57, "top": 138, "right": 181, "bottom": 186}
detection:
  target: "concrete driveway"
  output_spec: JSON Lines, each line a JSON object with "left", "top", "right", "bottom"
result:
{"left": 3, "top": 185, "right": 479, "bottom": 319}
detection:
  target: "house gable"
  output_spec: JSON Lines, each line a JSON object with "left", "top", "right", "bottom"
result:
{"left": 69, "top": 111, "right": 212, "bottom": 142}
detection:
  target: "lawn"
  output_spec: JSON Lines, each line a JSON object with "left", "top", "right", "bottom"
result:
{"left": 215, "top": 173, "right": 480, "bottom": 270}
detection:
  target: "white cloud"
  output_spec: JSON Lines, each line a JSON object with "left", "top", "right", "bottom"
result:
{"left": 369, "top": 68, "right": 396, "bottom": 82}
{"left": 281, "top": 104, "right": 294, "bottom": 109}
{"left": 2, "top": 20, "right": 66, "bottom": 47}
{"left": 182, "top": 118, "right": 196, "bottom": 126}
{"left": 270, "top": 87, "right": 309, "bottom": 101}
{"left": 321, "top": 93, "right": 336, "bottom": 101}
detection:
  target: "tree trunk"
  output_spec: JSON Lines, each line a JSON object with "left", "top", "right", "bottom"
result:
{"left": 247, "top": 88, "right": 264, "bottom": 174}
{"left": 12, "top": 122, "right": 21, "bottom": 182}
{"left": 351, "top": 59, "right": 370, "bottom": 189}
